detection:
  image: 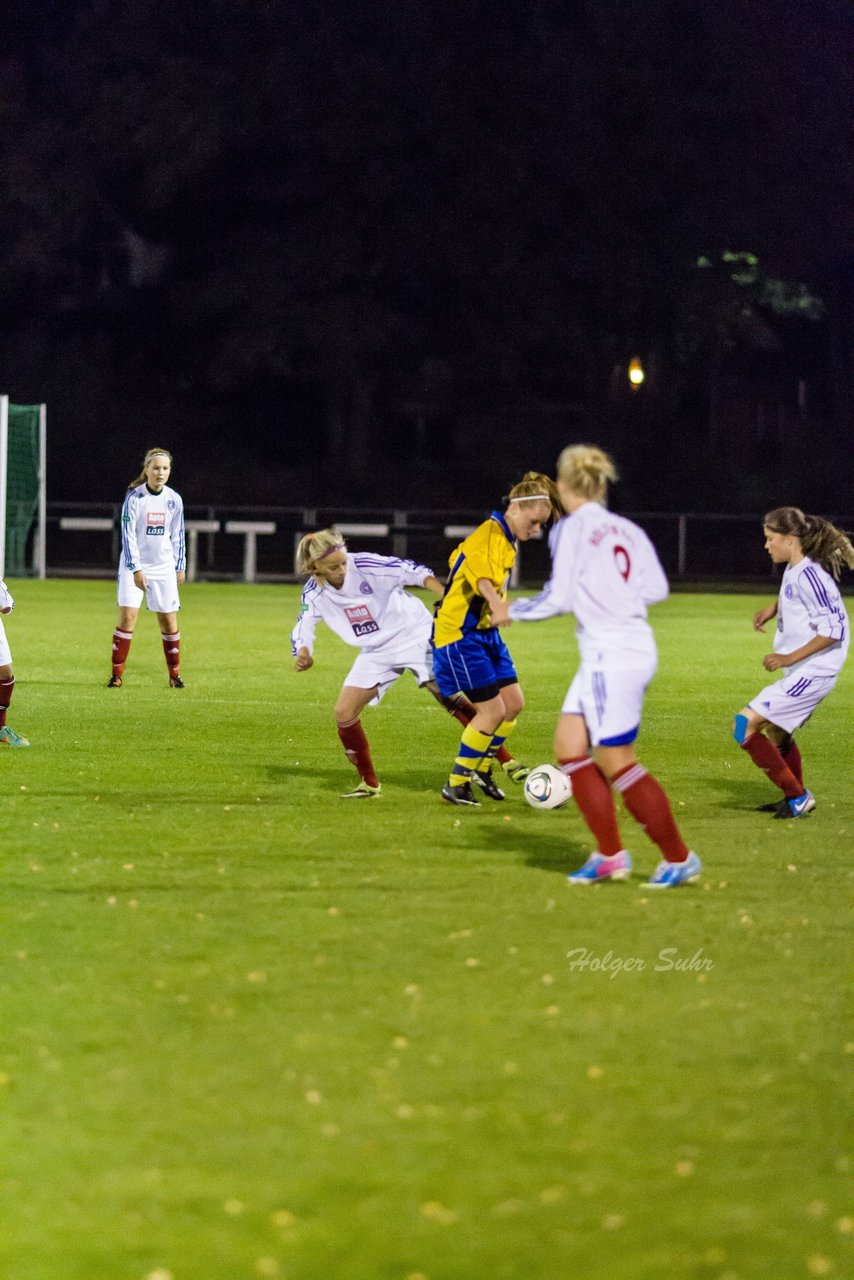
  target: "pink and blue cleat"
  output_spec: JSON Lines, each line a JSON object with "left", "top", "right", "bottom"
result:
{"left": 567, "top": 850, "right": 633, "bottom": 883}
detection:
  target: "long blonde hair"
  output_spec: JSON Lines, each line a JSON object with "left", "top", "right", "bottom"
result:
{"left": 295, "top": 528, "right": 347, "bottom": 575}
{"left": 764, "top": 507, "right": 854, "bottom": 581}
{"left": 505, "top": 471, "right": 563, "bottom": 523}
{"left": 556, "top": 444, "right": 618, "bottom": 502}
{"left": 128, "top": 447, "right": 173, "bottom": 490}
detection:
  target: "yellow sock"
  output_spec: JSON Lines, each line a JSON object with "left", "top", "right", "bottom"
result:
{"left": 450, "top": 725, "right": 493, "bottom": 786}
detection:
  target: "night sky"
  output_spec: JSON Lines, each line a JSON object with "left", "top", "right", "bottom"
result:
{"left": 0, "top": 0, "right": 850, "bottom": 511}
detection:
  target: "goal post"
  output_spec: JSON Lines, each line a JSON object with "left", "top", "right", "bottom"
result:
{"left": 0, "top": 396, "right": 47, "bottom": 580}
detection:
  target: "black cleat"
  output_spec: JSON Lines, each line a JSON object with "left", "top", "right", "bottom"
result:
{"left": 756, "top": 799, "right": 789, "bottom": 814}
{"left": 107, "top": 674, "right": 123, "bottom": 688}
{"left": 441, "top": 782, "right": 480, "bottom": 807}
{"left": 470, "top": 768, "right": 506, "bottom": 801}
{"left": 169, "top": 675, "right": 186, "bottom": 688}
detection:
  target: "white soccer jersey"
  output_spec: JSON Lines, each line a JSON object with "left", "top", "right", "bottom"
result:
{"left": 509, "top": 502, "right": 669, "bottom": 661}
{"left": 291, "top": 553, "right": 435, "bottom": 656}
{"left": 120, "top": 484, "right": 185, "bottom": 576}
{"left": 773, "top": 557, "right": 849, "bottom": 676}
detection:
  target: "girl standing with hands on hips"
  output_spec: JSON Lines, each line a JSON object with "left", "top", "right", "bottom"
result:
{"left": 508, "top": 445, "right": 699, "bottom": 888}
{"left": 108, "top": 448, "right": 186, "bottom": 688}
{"left": 432, "top": 473, "right": 562, "bottom": 807}
{"left": 732, "top": 508, "right": 852, "bottom": 818}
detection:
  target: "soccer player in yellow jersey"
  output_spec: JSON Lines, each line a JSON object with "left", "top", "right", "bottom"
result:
{"left": 432, "top": 473, "right": 562, "bottom": 805}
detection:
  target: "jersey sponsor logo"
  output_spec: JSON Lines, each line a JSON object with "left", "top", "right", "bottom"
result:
{"left": 359, "top": 581, "right": 374, "bottom": 595}
{"left": 344, "top": 604, "right": 380, "bottom": 637}
{"left": 146, "top": 511, "right": 166, "bottom": 536}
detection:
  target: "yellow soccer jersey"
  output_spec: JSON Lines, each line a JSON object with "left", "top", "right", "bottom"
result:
{"left": 433, "top": 512, "right": 517, "bottom": 646}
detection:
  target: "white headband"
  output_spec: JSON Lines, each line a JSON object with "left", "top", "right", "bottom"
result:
{"left": 512, "top": 494, "right": 550, "bottom": 502}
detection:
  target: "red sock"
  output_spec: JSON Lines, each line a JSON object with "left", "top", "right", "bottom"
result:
{"left": 0, "top": 676, "right": 13, "bottom": 728}
{"left": 337, "top": 718, "right": 379, "bottom": 788}
{"left": 560, "top": 757, "right": 624, "bottom": 857}
{"left": 445, "top": 693, "right": 512, "bottom": 767}
{"left": 781, "top": 740, "right": 804, "bottom": 790}
{"left": 613, "top": 763, "right": 690, "bottom": 863}
{"left": 111, "top": 629, "right": 133, "bottom": 677}
{"left": 162, "top": 631, "right": 181, "bottom": 677}
{"left": 742, "top": 732, "right": 802, "bottom": 799}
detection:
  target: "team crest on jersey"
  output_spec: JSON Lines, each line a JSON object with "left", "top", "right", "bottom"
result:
{"left": 344, "top": 604, "right": 380, "bottom": 637}
{"left": 784, "top": 584, "right": 795, "bottom": 598}
{"left": 146, "top": 511, "right": 166, "bottom": 536}
{"left": 359, "top": 582, "right": 373, "bottom": 595}
{"left": 167, "top": 499, "right": 176, "bottom": 510}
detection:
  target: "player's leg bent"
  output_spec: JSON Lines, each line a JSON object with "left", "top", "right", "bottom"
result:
{"left": 335, "top": 681, "right": 382, "bottom": 793}
{"left": 734, "top": 697, "right": 809, "bottom": 806}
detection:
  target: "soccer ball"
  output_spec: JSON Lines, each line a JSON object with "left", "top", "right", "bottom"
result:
{"left": 524, "top": 764, "right": 572, "bottom": 811}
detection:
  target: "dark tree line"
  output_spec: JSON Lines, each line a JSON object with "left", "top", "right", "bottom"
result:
{"left": 0, "top": 0, "right": 850, "bottom": 510}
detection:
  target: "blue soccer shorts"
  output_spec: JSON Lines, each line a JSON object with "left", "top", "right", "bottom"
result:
{"left": 432, "top": 629, "right": 518, "bottom": 702}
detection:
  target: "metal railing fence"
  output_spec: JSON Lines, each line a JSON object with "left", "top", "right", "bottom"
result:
{"left": 35, "top": 503, "right": 852, "bottom": 584}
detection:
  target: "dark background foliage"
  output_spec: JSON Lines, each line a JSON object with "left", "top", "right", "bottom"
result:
{"left": 0, "top": 0, "right": 850, "bottom": 510}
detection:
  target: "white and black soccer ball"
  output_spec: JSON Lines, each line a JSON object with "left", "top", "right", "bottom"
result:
{"left": 523, "top": 764, "right": 572, "bottom": 811}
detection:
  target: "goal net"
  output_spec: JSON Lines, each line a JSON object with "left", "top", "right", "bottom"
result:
{"left": 0, "top": 396, "right": 47, "bottom": 579}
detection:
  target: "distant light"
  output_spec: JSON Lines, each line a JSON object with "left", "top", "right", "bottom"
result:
{"left": 628, "top": 357, "right": 645, "bottom": 387}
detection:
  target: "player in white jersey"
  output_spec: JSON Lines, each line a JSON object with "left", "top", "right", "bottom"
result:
{"left": 733, "top": 507, "right": 853, "bottom": 819}
{"left": 108, "top": 448, "right": 186, "bottom": 688}
{"left": 501, "top": 444, "right": 699, "bottom": 888}
{"left": 0, "top": 578, "right": 30, "bottom": 746}
{"left": 292, "top": 528, "right": 520, "bottom": 798}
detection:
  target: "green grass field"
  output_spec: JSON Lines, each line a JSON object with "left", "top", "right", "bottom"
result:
{"left": 2, "top": 580, "right": 851, "bottom": 1280}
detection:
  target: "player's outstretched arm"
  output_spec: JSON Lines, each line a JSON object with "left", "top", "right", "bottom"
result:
{"left": 753, "top": 601, "right": 778, "bottom": 631}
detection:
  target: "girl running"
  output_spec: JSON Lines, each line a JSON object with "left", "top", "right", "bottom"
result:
{"left": 432, "top": 473, "right": 562, "bottom": 807}
{"left": 733, "top": 507, "right": 852, "bottom": 818}
{"left": 509, "top": 445, "right": 699, "bottom": 888}
{"left": 292, "top": 530, "right": 527, "bottom": 797}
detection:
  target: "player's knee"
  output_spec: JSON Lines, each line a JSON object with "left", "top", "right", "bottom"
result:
{"left": 732, "top": 712, "right": 750, "bottom": 745}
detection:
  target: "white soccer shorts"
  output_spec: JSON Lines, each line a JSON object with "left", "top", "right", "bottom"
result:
{"left": 561, "top": 655, "right": 657, "bottom": 747}
{"left": 749, "top": 670, "right": 838, "bottom": 734}
{"left": 343, "top": 637, "right": 435, "bottom": 706}
{"left": 117, "top": 565, "right": 181, "bottom": 613}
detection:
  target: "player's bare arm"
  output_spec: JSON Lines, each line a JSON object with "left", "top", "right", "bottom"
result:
{"left": 753, "top": 601, "right": 778, "bottom": 631}
{"left": 762, "top": 634, "right": 836, "bottom": 672}
{"left": 423, "top": 574, "right": 445, "bottom": 598}
{"left": 479, "top": 578, "right": 510, "bottom": 627}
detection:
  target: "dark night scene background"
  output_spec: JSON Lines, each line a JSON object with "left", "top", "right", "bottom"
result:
{"left": 0, "top": 0, "right": 851, "bottom": 515}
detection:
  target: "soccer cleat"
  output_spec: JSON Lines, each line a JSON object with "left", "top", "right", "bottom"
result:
{"left": 0, "top": 725, "right": 30, "bottom": 747}
{"left": 441, "top": 781, "right": 480, "bottom": 807}
{"left": 470, "top": 768, "right": 506, "bottom": 801}
{"left": 169, "top": 675, "right": 186, "bottom": 688}
{"left": 501, "top": 757, "right": 531, "bottom": 783}
{"left": 567, "top": 850, "right": 632, "bottom": 883}
{"left": 756, "top": 798, "right": 790, "bottom": 814}
{"left": 340, "top": 781, "right": 382, "bottom": 799}
{"left": 646, "top": 851, "right": 702, "bottom": 889}
{"left": 774, "top": 790, "right": 816, "bottom": 820}
{"left": 107, "top": 674, "right": 123, "bottom": 688}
